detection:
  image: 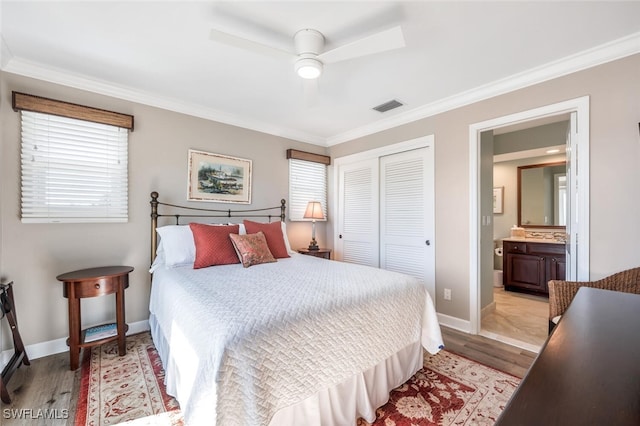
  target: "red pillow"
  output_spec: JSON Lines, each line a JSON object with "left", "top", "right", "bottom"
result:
{"left": 189, "top": 223, "right": 240, "bottom": 268}
{"left": 243, "top": 220, "right": 290, "bottom": 258}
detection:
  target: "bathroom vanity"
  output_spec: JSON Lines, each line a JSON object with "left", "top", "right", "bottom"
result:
{"left": 502, "top": 239, "right": 565, "bottom": 296}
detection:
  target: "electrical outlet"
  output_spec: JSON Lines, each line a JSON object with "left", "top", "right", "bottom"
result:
{"left": 444, "top": 288, "right": 452, "bottom": 301}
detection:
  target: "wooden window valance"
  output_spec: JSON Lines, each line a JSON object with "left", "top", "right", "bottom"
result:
{"left": 12, "top": 92, "right": 134, "bottom": 131}
{"left": 286, "top": 149, "right": 330, "bottom": 165}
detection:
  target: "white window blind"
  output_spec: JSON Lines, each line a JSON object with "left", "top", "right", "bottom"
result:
{"left": 288, "top": 158, "right": 327, "bottom": 221}
{"left": 20, "top": 111, "right": 129, "bottom": 223}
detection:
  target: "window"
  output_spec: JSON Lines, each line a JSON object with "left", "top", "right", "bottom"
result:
{"left": 14, "top": 92, "right": 133, "bottom": 223}
{"left": 287, "top": 150, "right": 330, "bottom": 221}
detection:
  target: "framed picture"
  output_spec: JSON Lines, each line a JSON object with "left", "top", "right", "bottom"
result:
{"left": 187, "top": 149, "right": 252, "bottom": 204}
{"left": 493, "top": 187, "right": 504, "bottom": 214}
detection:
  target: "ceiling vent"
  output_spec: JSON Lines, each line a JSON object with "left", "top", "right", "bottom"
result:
{"left": 373, "top": 99, "right": 404, "bottom": 113}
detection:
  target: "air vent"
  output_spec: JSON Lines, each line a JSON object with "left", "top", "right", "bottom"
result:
{"left": 373, "top": 99, "right": 404, "bottom": 113}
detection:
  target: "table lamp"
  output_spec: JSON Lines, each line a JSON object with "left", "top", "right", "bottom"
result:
{"left": 303, "top": 201, "right": 324, "bottom": 250}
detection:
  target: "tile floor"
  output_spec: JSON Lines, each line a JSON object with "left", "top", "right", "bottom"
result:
{"left": 481, "top": 287, "right": 548, "bottom": 352}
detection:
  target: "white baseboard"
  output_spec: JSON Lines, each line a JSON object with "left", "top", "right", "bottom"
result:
{"left": 1, "top": 320, "right": 150, "bottom": 367}
{"left": 479, "top": 329, "right": 541, "bottom": 353}
{"left": 437, "top": 313, "right": 471, "bottom": 333}
{"left": 481, "top": 301, "right": 497, "bottom": 318}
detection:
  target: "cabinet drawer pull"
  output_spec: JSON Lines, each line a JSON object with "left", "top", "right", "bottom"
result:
{"left": 94, "top": 283, "right": 101, "bottom": 289}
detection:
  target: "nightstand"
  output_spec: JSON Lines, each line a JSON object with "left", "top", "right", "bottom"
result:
{"left": 56, "top": 265, "right": 133, "bottom": 370}
{"left": 297, "top": 248, "right": 332, "bottom": 260}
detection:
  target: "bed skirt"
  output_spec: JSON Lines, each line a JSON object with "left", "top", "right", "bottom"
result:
{"left": 149, "top": 313, "right": 423, "bottom": 425}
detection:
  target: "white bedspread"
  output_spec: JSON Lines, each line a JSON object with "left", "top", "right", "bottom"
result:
{"left": 149, "top": 254, "right": 442, "bottom": 425}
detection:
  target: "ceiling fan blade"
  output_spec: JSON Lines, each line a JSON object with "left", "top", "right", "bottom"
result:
{"left": 318, "top": 25, "right": 405, "bottom": 64}
{"left": 209, "top": 29, "right": 293, "bottom": 59}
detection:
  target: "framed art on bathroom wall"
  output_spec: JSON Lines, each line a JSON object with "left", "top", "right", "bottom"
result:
{"left": 493, "top": 187, "right": 504, "bottom": 214}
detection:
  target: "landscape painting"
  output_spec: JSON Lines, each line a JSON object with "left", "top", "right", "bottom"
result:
{"left": 187, "top": 149, "right": 252, "bottom": 203}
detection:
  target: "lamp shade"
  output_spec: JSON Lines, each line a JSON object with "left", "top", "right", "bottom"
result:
{"left": 303, "top": 201, "right": 324, "bottom": 220}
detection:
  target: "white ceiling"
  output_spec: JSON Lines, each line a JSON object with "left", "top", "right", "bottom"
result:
{"left": 2, "top": 1, "right": 639, "bottom": 146}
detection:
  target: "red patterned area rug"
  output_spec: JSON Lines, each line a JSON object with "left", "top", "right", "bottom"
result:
{"left": 359, "top": 350, "right": 521, "bottom": 425}
{"left": 75, "top": 332, "right": 183, "bottom": 426}
{"left": 76, "top": 332, "right": 518, "bottom": 425}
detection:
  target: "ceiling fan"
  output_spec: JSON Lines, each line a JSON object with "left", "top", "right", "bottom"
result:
{"left": 209, "top": 25, "right": 406, "bottom": 80}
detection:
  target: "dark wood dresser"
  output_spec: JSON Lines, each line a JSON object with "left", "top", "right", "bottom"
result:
{"left": 496, "top": 287, "right": 640, "bottom": 425}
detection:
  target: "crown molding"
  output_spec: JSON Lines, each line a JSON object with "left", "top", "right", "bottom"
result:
{"left": 325, "top": 31, "right": 640, "bottom": 146}
{"left": 2, "top": 32, "right": 638, "bottom": 148}
{"left": 1, "top": 58, "right": 327, "bottom": 146}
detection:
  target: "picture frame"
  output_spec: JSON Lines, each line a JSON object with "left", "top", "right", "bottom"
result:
{"left": 187, "top": 149, "right": 252, "bottom": 204}
{"left": 493, "top": 187, "right": 504, "bottom": 214}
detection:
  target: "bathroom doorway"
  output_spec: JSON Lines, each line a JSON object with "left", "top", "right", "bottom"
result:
{"left": 485, "top": 127, "right": 568, "bottom": 351}
{"left": 469, "top": 97, "right": 590, "bottom": 351}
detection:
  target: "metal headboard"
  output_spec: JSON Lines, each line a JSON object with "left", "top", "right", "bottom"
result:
{"left": 150, "top": 191, "right": 286, "bottom": 266}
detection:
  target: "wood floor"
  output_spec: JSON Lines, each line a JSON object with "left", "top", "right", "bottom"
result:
{"left": 1, "top": 327, "right": 536, "bottom": 425}
{"left": 441, "top": 326, "right": 537, "bottom": 378}
{"left": 1, "top": 350, "right": 79, "bottom": 425}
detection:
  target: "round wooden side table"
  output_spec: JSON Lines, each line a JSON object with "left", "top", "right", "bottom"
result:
{"left": 56, "top": 265, "right": 133, "bottom": 370}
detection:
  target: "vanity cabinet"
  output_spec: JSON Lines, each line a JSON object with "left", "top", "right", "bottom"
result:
{"left": 503, "top": 241, "right": 565, "bottom": 296}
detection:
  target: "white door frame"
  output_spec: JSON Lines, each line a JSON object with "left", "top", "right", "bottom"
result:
{"left": 468, "top": 97, "right": 590, "bottom": 334}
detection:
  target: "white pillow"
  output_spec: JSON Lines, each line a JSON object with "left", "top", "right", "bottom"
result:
{"left": 228, "top": 223, "right": 247, "bottom": 235}
{"left": 156, "top": 225, "right": 196, "bottom": 267}
{"left": 281, "top": 221, "right": 294, "bottom": 255}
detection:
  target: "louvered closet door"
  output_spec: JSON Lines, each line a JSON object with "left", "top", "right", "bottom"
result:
{"left": 380, "top": 147, "right": 435, "bottom": 298}
{"left": 337, "top": 159, "right": 379, "bottom": 267}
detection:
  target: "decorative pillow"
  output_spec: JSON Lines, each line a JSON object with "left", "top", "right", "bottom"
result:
{"left": 243, "top": 220, "right": 290, "bottom": 258}
{"left": 229, "top": 232, "right": 277, "bottom": 268}
{"left": 189, "top": 223, "right": 240, "bottom": 269}
{"left": 156, "top": 225, "right": 196, "bottom": 267}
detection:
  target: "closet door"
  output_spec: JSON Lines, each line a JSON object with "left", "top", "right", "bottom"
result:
{"left": 337, "top": 159, "right": 379, "bottom": 267}
{"left": 380, "top": 147, "right": 435, "bottom": 297}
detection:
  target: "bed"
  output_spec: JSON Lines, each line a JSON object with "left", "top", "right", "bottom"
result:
{"left": 148, "top": 192, "right": 443, "bottom": 425}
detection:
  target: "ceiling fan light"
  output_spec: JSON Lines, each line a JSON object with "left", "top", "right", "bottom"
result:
{"left": 295, "top": 58, "right": 322, "bottom": 79}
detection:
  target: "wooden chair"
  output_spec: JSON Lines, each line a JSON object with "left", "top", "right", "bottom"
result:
{"left": 548, "top": 267, "right": 640, "bottom": 333}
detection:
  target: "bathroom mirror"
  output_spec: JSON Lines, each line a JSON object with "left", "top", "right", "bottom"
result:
{"left": 518, "top": 161, "right": 566, "bottom": 228}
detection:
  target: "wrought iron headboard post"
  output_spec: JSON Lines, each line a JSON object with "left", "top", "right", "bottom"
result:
{"left": 150, "top": 191, "right": 287, "bottom": 268}
{"left": 150, "top": 191, "right": 159, "bottom": 267}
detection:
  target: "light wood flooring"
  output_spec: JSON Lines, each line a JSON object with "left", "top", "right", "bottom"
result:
{"left": 1, "top": 327, "right": 536, "bottom": 425}
{"left": 481, "top": 287, "right": 549, "bottom": 352}
{"left": 1, "top": 351, "right": 79, "bottom": 425}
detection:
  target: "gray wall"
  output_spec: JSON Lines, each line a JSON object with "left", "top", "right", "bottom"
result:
{"left": 494, "top": 121, "right": 569, "bottom": 155}
{"left": 328, "top": 53, "right": 640, "bottom": 321}
{"left": 0, "top": 73, "right": 328, "bottom": 350}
